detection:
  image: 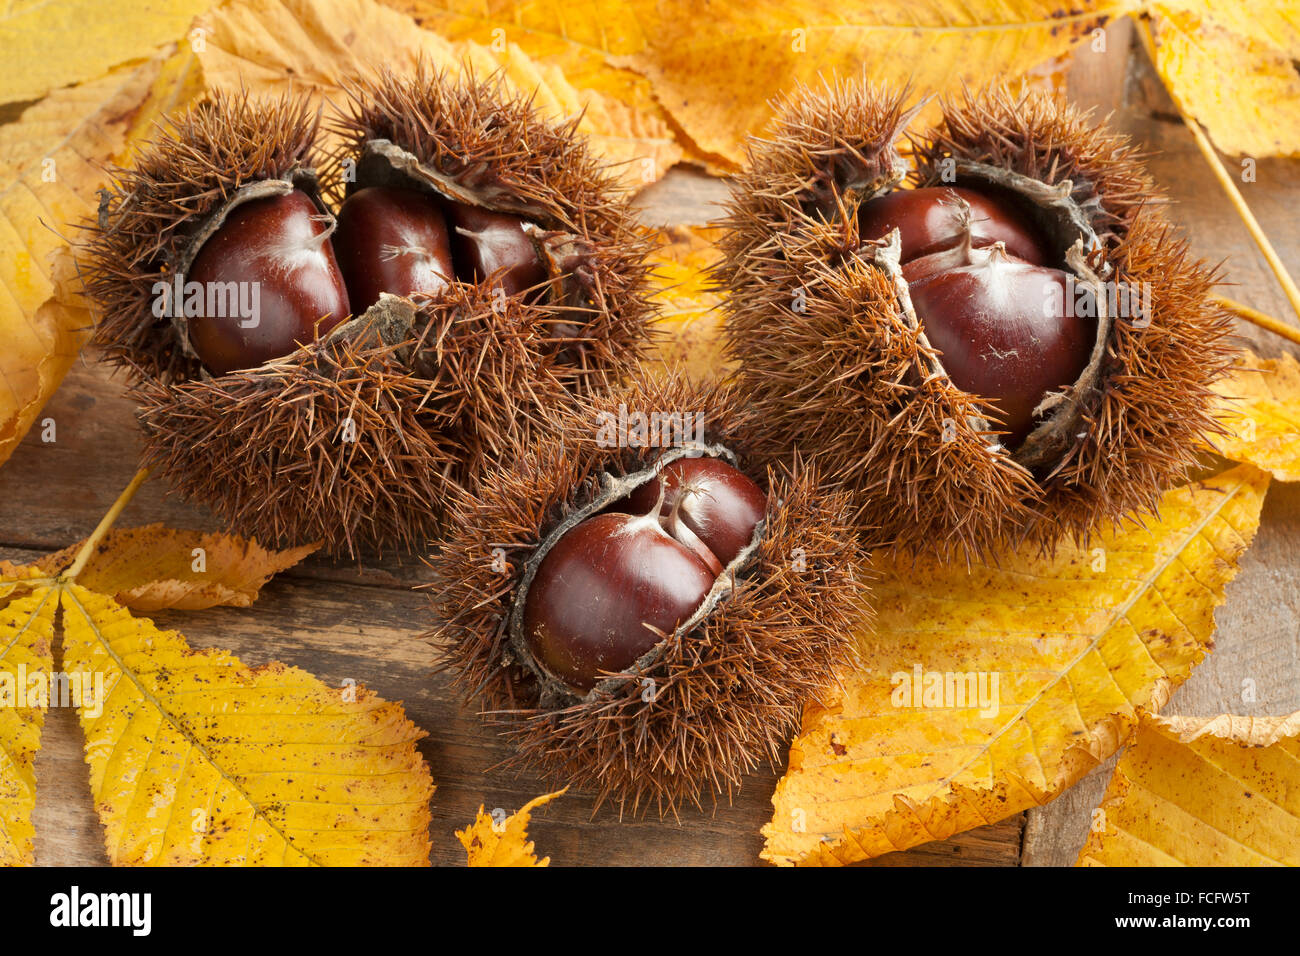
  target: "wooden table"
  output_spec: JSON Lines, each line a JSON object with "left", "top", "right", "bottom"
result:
{"left": 4, "top": 20, "right": 1298, "bottom": 866}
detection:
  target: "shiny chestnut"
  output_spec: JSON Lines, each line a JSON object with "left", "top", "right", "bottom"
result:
{"left": 523, "top": 510, "right": 715, "bottom": 690}
{"left": 444, "top": 201, "right": 548, "bottom": 297}
{"left": 332, "top": 185, "right": 453, "bottom": 312}
{"left": 859, "top": 185, "right": 1051, "bottom": 266}
{"left": 902, "top": 241, "right": 1093, "bottom": 445}
{"left": 624, "top": 456, "right": 767, "bottom": 567}
{"left": 523, "top": 456, "right": 768, "bottom": 691}
{"left": 186, "top": 189, "right": 350, "bottom": 374}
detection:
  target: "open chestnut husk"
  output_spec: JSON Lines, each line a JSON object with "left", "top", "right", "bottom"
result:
{"left": 429, "top": 373, "right": 867, "bottom": 813}
{"left": 82, "top": 66, "right": 653, "bottom": 555}
{"left": 717, "top": 81, "right": 1236, "bottom": 556}
{"left": 326, "top": 60, "right": 654, "bottom": 394}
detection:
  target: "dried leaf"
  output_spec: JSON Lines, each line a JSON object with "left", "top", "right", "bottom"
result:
{"left": 0, "top": 588, "right": 57, "bottom": 866}
{"left": 763, "top": 464, "right": 1269, "bottom": 866}
{"left": 643, "top": 226, "right": 731, "bottom": 383}
{"left": 391, "top": 0, "right": 1120, "bottom": 168}
{"left": 621, "top": 0, "right": 1121, "bottom": 167}
{"left": 382, "top": 0, "right": 681, "bottom": 158}
{"left": 0, "top": 54, "right": 168, "bottom": 467}
{"left": 0, "top": 0, "right": 210, "bottom": 106}
{"left": 120, "top": 43, "right": 208, "bottom": 159}
{"left": 0, "top": 562, "right": 47, "bottom": 604}
{"left": 458, "top": 789, "right": 565, "bottom": 866}
{"left": 37, "top": 525, "right": 318, "bottom": 612}
{"left": 60, "top": 584, "right": 434, "bottom": 865}
{"left": 196, "top": 0, "right": 680, "bottom": 182}
{"left": 1078, "top": 709, "right": 1300, "bottom": 865}
{"left": 1211, "top": 350, "right": 1300, "bottom": 481}
{"left": 1148, "top": 2, "right": 1300, "bottom": 157}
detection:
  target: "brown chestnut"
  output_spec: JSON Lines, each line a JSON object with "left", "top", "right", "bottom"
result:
{"left": 523, "top": 509, "right": 715, "bottom": 691}
{"left": 624, "top": 456, "right": 767, "bottom": 567}
{"left": 186, "top": 189, "right": 350, "bottom": 374}
{"left": 444, "top": 201, "right": 548, "bottom": 297}
{"left": 332, "top": 185, "right": 453, "bottom": 312}
{"left": 902, "top": 241, "right": 1094, "bottom": 445}
{"left": 859, "top": 185, "right": 1051, "bottom": 266}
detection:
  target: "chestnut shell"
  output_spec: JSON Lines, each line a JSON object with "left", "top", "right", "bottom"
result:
{"left": 429, "top": 374, "right": 867, "bottom": 813}
{"left": 716, "top": 80, "right": 1235, "bottom": 556}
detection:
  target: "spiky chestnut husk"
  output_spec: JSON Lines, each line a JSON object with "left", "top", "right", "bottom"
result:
{"left": 84, "top": 89, "right": 332, "bottom": 383}
{"left": 717, "top": 80, "right": 1236, "bottom": 556}
{"left": 327, "top": 61, "right": 655, "bottom": 395}
{"left": 81, "top": 84, "right": 630, "bottom": 555}
{"left": 134, "top": 286, "right": 568, "bottom": 555}
{"left": 428, "top": 373, "right": 868, "bottom": 814}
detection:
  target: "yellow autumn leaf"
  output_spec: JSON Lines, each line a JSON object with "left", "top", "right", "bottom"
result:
{"left": 763, "top": 464, "right": 1269, "bottom": 866}
{"left": 643, "top": 226, "right": 731, "bottom": 383}
{"left": 0, "top": 587, "right": 57, "bottom": 866}
{"left": 1078, "top": 709, "right": 1300, "bottom": 866}
{"left": 392, "top": 0, "right": 1124, "bottom": 168}
{"left": 382, "top": 0, "right": 676, "bottom": 154}
{"left": 623, "top": 0, "right": 1125, "bottom": 168}
{"left": 119, "top": 43, "right": 209, "bottom": 161}
{"left": 0, "top": 52, "right": 178, "bottom": 469}
{"left": 458, "top": 788, "right": 565, "bottom": 866}
{"left": 36, "top": 525, "right": 318, "bottom": 612}
{"left": 0, "top": 0, "right": 212, "bottom": 106}
{"left": 194, "top": 0, "right": 680, "bottom": 181}
{"left": 1147, "top": 2, "right": 1300, "bottom": 157}
{"left": 58, "top": 584, "right": 433, "bottom": 865}
{"left": 1212, "top": 351, "right": 1300, "bottom": 481}
{"left": 1, "top": 480, "right": 430, "bottom": 867}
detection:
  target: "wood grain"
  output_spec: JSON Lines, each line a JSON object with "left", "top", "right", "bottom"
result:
{"left": 3, "top": 24, "right": 1298, "bottom": 867}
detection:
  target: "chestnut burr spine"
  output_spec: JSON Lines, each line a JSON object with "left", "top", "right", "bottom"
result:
{"left": 83, "top": 69, "right": 656, "bottom": 555}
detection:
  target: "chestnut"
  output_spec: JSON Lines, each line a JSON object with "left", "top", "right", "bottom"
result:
{"left": 902, "top": 241, "right": 1093, "bottom": 445}
{"left": 186, "top": 189, "right": 350, "bottom": 374}
{"left": 524, "top": 454, "right": 770, "bottom": 692}
{"left": 444, "top": 201, "right": 548, "bottom": 297}
{"left": 523, "top": 510, "right": 716, "bottom": 691}
{"left": 332, "top": 185, "right": 453, "bottom": 312}
{"left": 623, "top": 456, "right": 767, "bottom": 567}
{"left": 858, "top": 185, "right": 1051, "bottom": 266}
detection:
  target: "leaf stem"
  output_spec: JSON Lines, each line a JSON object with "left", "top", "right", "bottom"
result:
{"left": 1137, "top": 16, "right": 1300, "bottom": 329}
{"left": 63, "top": 467, "right": 151, "bottom": 582}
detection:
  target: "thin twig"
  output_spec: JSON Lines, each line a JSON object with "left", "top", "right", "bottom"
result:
{"left": 1214, "top": 294, "right": 1300, "bottom": 347}
{"left": 63, "top": 467, "right": 152, "bottom": 581}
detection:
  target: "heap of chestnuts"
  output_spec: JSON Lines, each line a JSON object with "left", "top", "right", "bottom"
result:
{"left": 430, "top": 373, "right": 866, "bottom": 812}
{"left": 83, "top": 64, "right": 652, "bottom": 554}
{"left": 718, "top": 81, "right": 1234, "bottom": 555}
